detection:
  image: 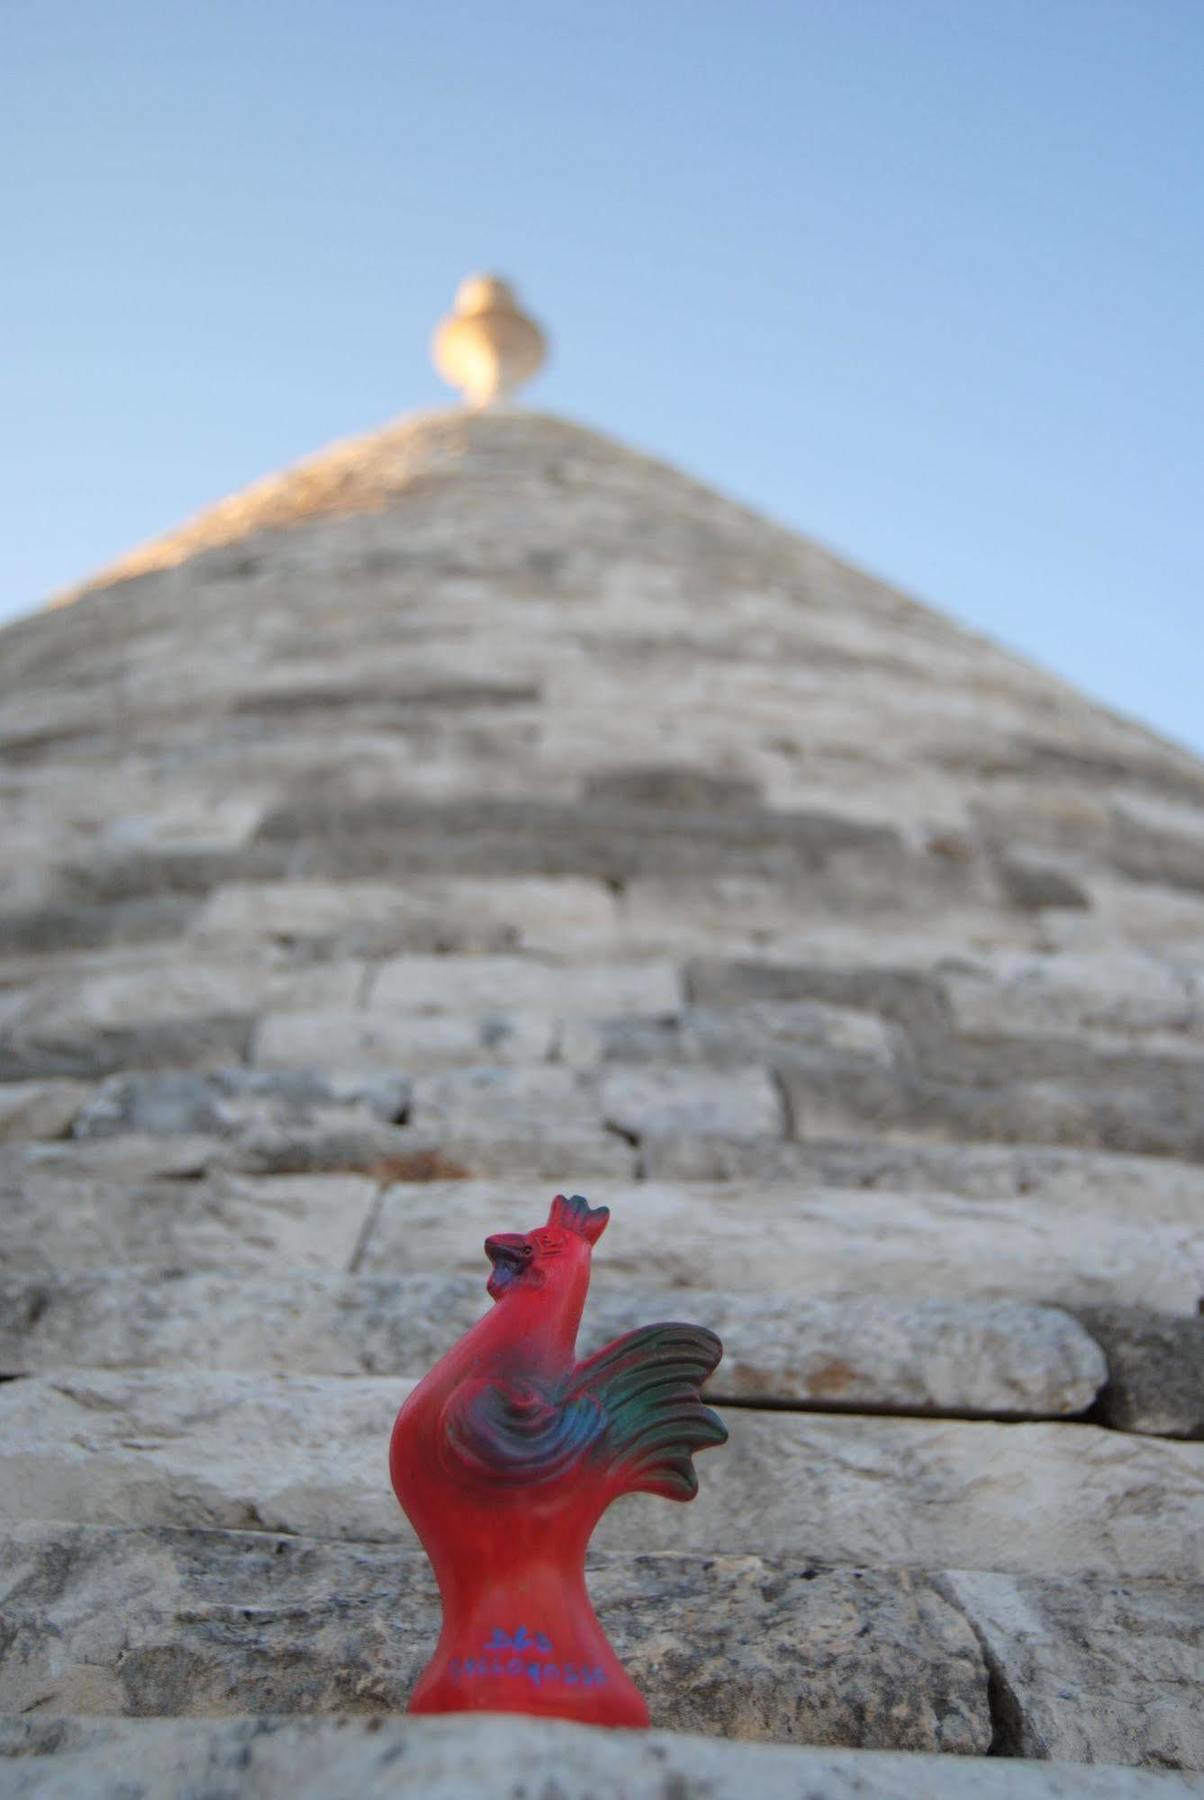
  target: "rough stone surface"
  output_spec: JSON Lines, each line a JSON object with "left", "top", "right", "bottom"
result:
{"left": 6, "top": 1719, "right": 1200, "bottom": 1799}
{"left": 1, "top": 1371, "right": 1199, "bottom": 1578}
{"left": 405, "top": 1065, "right": 603, "bottom": 1137}
{"left": 1076, "top": 1308, "right": 1204, "bottom": 1439}
{"left": 639, "top": 1134, "right": 1204, "bottom": 1220}
{"left": 9, "top": 953, "right": 365, "bottom": 1037}
{"left": 0, "top": 1079, "right": 89, "bottom": 1141}
{"left": 0, "top": 1011, "right": 257, "bottom": 1082}
{"left": 0, "top": 1166, "right": 375, "bottom": 1275}
{"left": 0, "top": 1270, "right": 1107, "bottom": 1418}
{"left": 0, "top": 1524, "right": 989, "bottom": 1752}
{"left": 599, "top": 1065, "right": 785, "bottom": 1141}
{"left": 941, "top": 1569, "right": 1204, "bottom": 1768}
{"left": 253, "top": 1007, "right": 556, "bottom": 1072}
{"left": 361, "top": 1179, "right": 1204, "bottom": 1311}
{"left": 369, "top": 954, "right": 680, "bottom": 1017}
{"left": 69, "top": 1067, "right": 410, "bottom": 1139}
{"left": 192, "top": 875, "right": 622, "bottom": 956}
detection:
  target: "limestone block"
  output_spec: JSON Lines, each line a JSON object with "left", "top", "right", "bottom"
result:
{"left": 599, "top": 1065, "right": 783, "bottom": 1141}
{"left": 70, "top": 1067, "right": 409, "bottom": 1139}
{"left": 775, "top": 1044, "right": 1204, "bottom": 1161}
{"left": 253, "top": 1008, "right": 554, "bottom": 1073}
{"left": 2, "top": 1372, "right": 1200, "bottom": 1577}
{"left": 1110, "top": 791, "right": 1204, "bottom": 893}
{"left": 257, "top": 792, "right": 907, "bottom": 888}
{"left": 15, "top": 954, "right": 364, "bottom": 1035}
{"left": 633, "top": 1412, "right": 1204, "bottom": 1582}
{"left": 688, "top": 1294, "right": 1105, "bottom": 1418}
{"left": 1, "top": 1136, "right": 216, "bottom": 1186}
{"left": 194, "top": 876, "right": 621, "bottom": 956}
{"left": 0, "top": 1080, "right": 89, "bottom": 1142}
{"left": 1076, "top": 1308, "right": 1204, "bottom": 1439}
{"left": 406, "top": 1066, "right": 601, "bottom": 1137}
{"left": 362, "top": 1180, "right": 1204, "bottom": 1312}
{"left": 208, "top": 1120, "right": 423, "bottom": 1177}
{"left": 941, "top": 952, "right": 1198, "bottom": 1042}
{"left": 559, "top": 1001, "right": 897, "bottom": 1072}
{"left": 941, "top": 1568, "right": 1204, "bottom": 1768}
{"left": 0, "top": 1012, "right": 256, "bottom": 1082}
{"left": 684, "top": 955, "right": 946, "bottom": 1022}
{"left": 692, "top": 999, "right": 899, "bottom": 1063}
{"left": 98, "top": 797, "right": 265, "bottom": 855}
{"left": 0, "top": 895, "right": 197, "bottom": 958}
{"left": 0, "top": 1271, "right": 1106, "bottom": 1421}
{"left": 5, "top": 1715, "right": 1197, "bottom": 1798}
{"left": 369, "top": 954, "right": 679, "bottom": 1017}
{"left": 0, "top": 1168, "right": 374, "bottom": 1276}
{"left": 996, "top": 854, "right": 1091, "bottom": 911}
{"left": 638, "top": 1135, "right": 1204, "bottom": 1225}
{"left": 0, "top": 1525, "right": 989, "bottom": 1753}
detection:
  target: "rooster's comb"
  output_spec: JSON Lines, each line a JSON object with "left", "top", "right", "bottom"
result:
{"left": 548, "top": 1193, "right": 609, "bottom": 1245}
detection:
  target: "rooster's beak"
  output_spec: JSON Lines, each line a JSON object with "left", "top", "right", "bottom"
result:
{"left": 485, "top": 1234, "right": 533, "bottom": 1296}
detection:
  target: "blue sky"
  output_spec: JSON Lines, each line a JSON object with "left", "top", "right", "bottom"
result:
{"left": 3, "top": 1, "right": 1200, "bottom": 750}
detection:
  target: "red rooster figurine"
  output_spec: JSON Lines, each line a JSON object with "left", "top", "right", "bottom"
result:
{"left": 390, "top": 1192, "right": 727, "bottom": 1726}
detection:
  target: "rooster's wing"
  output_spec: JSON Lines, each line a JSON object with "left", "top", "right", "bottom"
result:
{"left": 440, "top": 1375, "right": 606, "bottom": 1487}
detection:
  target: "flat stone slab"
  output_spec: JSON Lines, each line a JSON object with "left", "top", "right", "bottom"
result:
{"left": 1075, "top": 1307, "right": 1204, "bottom": 1439}
{"left": 599, "top": 1065, "right": 785, "bottom": 1140}
{"left": 638, "top": 1135, "right": 1204, "bottom": 1224}
{"left": 406, "top": 1065, "right": 608, "bottom": 1137}
{"left": 69, "top": 1067, "right": 409, "bottom": 1139}
{"left": 1, "top": 1372, "right": 1200, "bottom": 1577}
{"left": 938, "top": 952, "right": 1203, "bottom": 1045}
{"left": 941, "top": 1569, "right": 1204, "bottom": 1769}
{"left": 368, "top": 954, "right": 680, "bottom": 1017}
{"left": 0, "top": 1270, "right": 1107, "bottom": 1420}
{"left": 0, "top": 1524, "right": 989, "bottom": 1753}
{"left": 253, "top": 1008, "right": 556, "bottom": 1072}
{"left": 2, "top": 1715, "right": 1200, "bottom": 1797}
{"left": 361, "top": 1179, "right": 1204, "bottom": 1312}
{"left": 192, "top": 876, "right": 622, "bottom": 956}
{"left": 0, "top": 1151, "right": 1198, "bottom": 1314}
{"left": 0, "top": 1080, "right": 90, "bottom": 1142}
{"left": 0, "top": 1165, "right": 375, "bottom": 1276}
{"left": 7, "top": 953, "right": 365, "bottom": 1036}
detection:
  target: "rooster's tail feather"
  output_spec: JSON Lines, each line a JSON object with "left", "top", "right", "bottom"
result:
{"left": 570, "top": 1322, "right": 727, "bottom": 1501}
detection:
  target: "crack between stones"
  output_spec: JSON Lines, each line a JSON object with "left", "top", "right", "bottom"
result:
{"left": 931, "top": 1579, "right": 1026, "bottom": 1759}
{"left": 345, "top": 1185, "right": 387, "bottom": 1276}
{"left": 710, "top": 1394, "right": 1099, "bottom": 1427}
{"left": 769, "top": 1065, "right": 797, "bottom": 1140}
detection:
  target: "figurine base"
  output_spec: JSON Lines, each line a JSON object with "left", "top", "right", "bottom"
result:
{"left": 406, "top": 1597, "right": 650, "bottom": 1728}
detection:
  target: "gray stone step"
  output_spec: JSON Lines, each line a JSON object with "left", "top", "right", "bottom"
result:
{"left": 9, "top": 1127, "right": 1204, "bottom": 1224}
{"left": 940, "top": 1568, "right": 1204, "bottom": 1768}
{"left": 0, "top": 1164, "right": 377, "bottom": 1276}
{"left": 0, "top": 1270, "right": 1106, "bottom": 1420}
{"left": 361, "top": 1178, "right": 1204, "bottom": 1313}
{"left": 5, "top": 1524, "right": 1196, "bottom": 1770}
{"left": 2, "top": 1372, "right": 1200, "bottom": 1578}
{"left": 0, "top": 1524, "right": 988, "bottom": 1753}
{"left": 2, "top": 1715, "right": 1201, "bottom": 1797}
{"left": 641, "top": 1133, "right": 1204, "bottom": 1221}
{"left": 1, "top": 1153, "right": 1197, "bottom": 1314}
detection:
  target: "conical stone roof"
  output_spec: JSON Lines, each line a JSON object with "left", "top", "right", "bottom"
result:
{"left": 1, "top": 409, "right": 1201, "bottom": 1794}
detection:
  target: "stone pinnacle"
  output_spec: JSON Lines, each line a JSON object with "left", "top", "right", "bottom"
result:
{"left": 431, "top": 274, "right": 547, "bottom": 408}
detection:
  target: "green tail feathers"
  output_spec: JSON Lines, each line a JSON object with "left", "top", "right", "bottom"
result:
{"left": 570, "top": 1322, "right": 728, "bottom": 1501}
